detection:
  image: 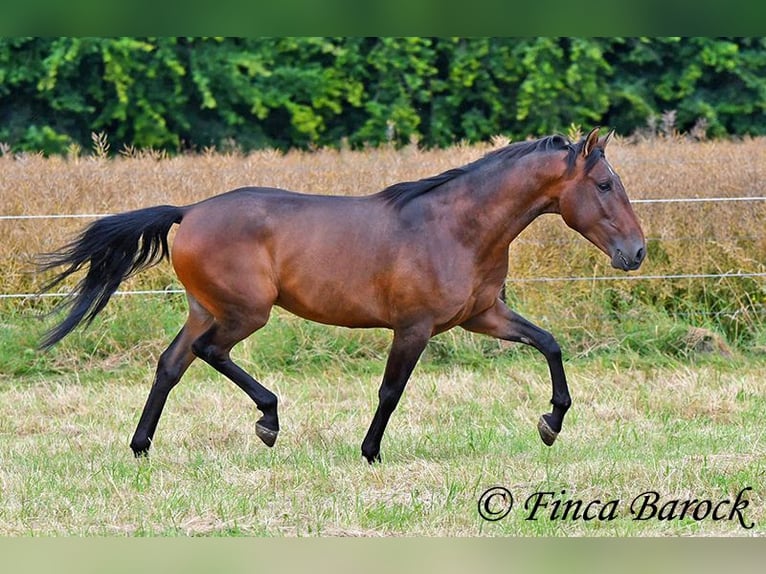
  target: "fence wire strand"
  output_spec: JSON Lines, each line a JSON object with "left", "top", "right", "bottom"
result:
{"left": 2, "top": 272, "right": 765, "bottom": 301}
{"left": 1, "top": 195, "right": 766, "bottom": 221}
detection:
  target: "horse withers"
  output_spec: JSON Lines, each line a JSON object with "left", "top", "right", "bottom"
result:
{"left": 38, "top": 127, "right": 645, "bottom": 463}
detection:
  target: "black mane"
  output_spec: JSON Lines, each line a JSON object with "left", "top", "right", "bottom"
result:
{"left": 375, "top": 134, "right": 578, "bottom": 208}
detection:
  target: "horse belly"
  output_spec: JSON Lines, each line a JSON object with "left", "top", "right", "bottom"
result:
{"left": 272, "top": 242, "right": 479, "bottom": 331}
{"left": 269, "top": 229, "right": 393, "bottom": 328}
{"left": 274, "top": 264, "right": 390, "bottom": 328}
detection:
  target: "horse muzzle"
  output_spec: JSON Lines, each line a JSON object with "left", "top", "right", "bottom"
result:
{"left": 611, "top": 241, "right": 646, "bottom": 271}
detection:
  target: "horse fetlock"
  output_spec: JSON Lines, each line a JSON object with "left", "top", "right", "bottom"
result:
{"left": 553, "top": 395, "right": 572, "bottom": 412}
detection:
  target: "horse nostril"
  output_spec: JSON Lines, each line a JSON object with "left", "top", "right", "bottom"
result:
{"left": 636, "top": 247, "right": 645, "bottom": 262}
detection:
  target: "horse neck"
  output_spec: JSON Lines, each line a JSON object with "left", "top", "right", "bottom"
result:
{"left": 449, "top": 155, "right": 563, "bottom": 256}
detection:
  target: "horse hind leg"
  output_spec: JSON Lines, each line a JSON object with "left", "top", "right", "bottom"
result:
{"left": 130, "top": 296, "right": 213, "bottom": 456}
{"left": 190, "top": 310, "right": 280, "bottom": 448}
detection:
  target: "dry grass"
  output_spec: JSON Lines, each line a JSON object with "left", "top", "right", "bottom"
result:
{"left": 2, "top": 136, "right": 765, "bottom": 295}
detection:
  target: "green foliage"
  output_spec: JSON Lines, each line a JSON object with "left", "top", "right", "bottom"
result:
{"left": 2, "top": 37, "right": 766, "bottom": 154}
{"left": 606, "top": 37, "right": 766, "bottom": 137}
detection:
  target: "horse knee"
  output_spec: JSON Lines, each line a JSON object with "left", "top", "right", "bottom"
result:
{"left": 546, "top": 337, "right": 562, "bottom": 360}
{"left": 529, "top": 329, "right": 560, "bottom": 359}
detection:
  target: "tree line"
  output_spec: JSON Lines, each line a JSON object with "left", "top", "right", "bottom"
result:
{"left": 1, "top": 37, "right": 764, "bottom": 154}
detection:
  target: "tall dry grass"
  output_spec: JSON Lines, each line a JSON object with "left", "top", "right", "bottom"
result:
{"left": 1, "top": 142, "right": 482, "bottom": 295}
{"left": 1, "top": 136, "right": 765, "bottom": 350}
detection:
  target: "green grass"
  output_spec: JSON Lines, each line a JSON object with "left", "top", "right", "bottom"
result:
{"left": 0, "top": 298, "right": 764, "bottom": 536}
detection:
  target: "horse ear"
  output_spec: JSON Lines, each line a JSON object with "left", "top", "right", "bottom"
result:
{"left": 582, "top": 127, "right": 601, "bottom": 157}
{"left": 602, "top": 128, "right": 615, "bottom": 148}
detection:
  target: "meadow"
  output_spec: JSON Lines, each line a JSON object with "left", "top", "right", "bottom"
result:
{"left": 0, "top": 134, "right": 764, "bottom": 535}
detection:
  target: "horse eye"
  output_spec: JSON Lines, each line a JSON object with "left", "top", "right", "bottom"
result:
{"left": 597, "top": 181, "right": 612, "bottom": 192}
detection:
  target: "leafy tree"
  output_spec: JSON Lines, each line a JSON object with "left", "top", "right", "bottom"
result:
{"left": 605, "top": 37, "right": 766, "bottom": 136}
{"left": 1, "top": 37, "right": 765, "bottom": 155}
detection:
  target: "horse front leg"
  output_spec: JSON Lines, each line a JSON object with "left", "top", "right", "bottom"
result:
{"left": 461, "top": 299, "right": 572, "bottom": 446}
{"left": 361, "top": 325, "right": 431, "bottom": 464}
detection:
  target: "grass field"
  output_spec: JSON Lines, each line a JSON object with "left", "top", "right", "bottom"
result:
{"left": 0, "top": 135, "right": 764, "bottom": 536}
{"left": 0, "top": 301, "right": 764, "bottom": 536}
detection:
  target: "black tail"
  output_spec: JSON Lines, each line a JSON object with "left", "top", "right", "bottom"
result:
{"left": 37, "top": 205, "right": 184, "bottom": 349}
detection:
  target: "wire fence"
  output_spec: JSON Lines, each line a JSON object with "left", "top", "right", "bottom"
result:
{"left": 2, "top": 195, "right": 766, "bottom": 221}
{"left": 5, "top": 272, "right": 766, "bottom": 301}
{"left": 0, "top": 213, "right": 108, "bottom": 221}
{"left": 0, "top": 289, "right": 185, "bottom": 300}
{"left": 631, "top": 196, "right": 766, "bottom": 204}
{"left": 1, "top": 195, "right": 765, "bottom": 301}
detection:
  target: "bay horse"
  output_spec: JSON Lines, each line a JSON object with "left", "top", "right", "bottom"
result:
{"left": 38, "top": 127, "right": 645, "bottom": 463}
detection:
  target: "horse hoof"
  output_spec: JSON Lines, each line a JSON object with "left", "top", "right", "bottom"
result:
{"left": 537, "top": 415, "right": 558, "bottom": 446}
{"left": 256, "top": 422, "right": 279, "bottom": 447}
